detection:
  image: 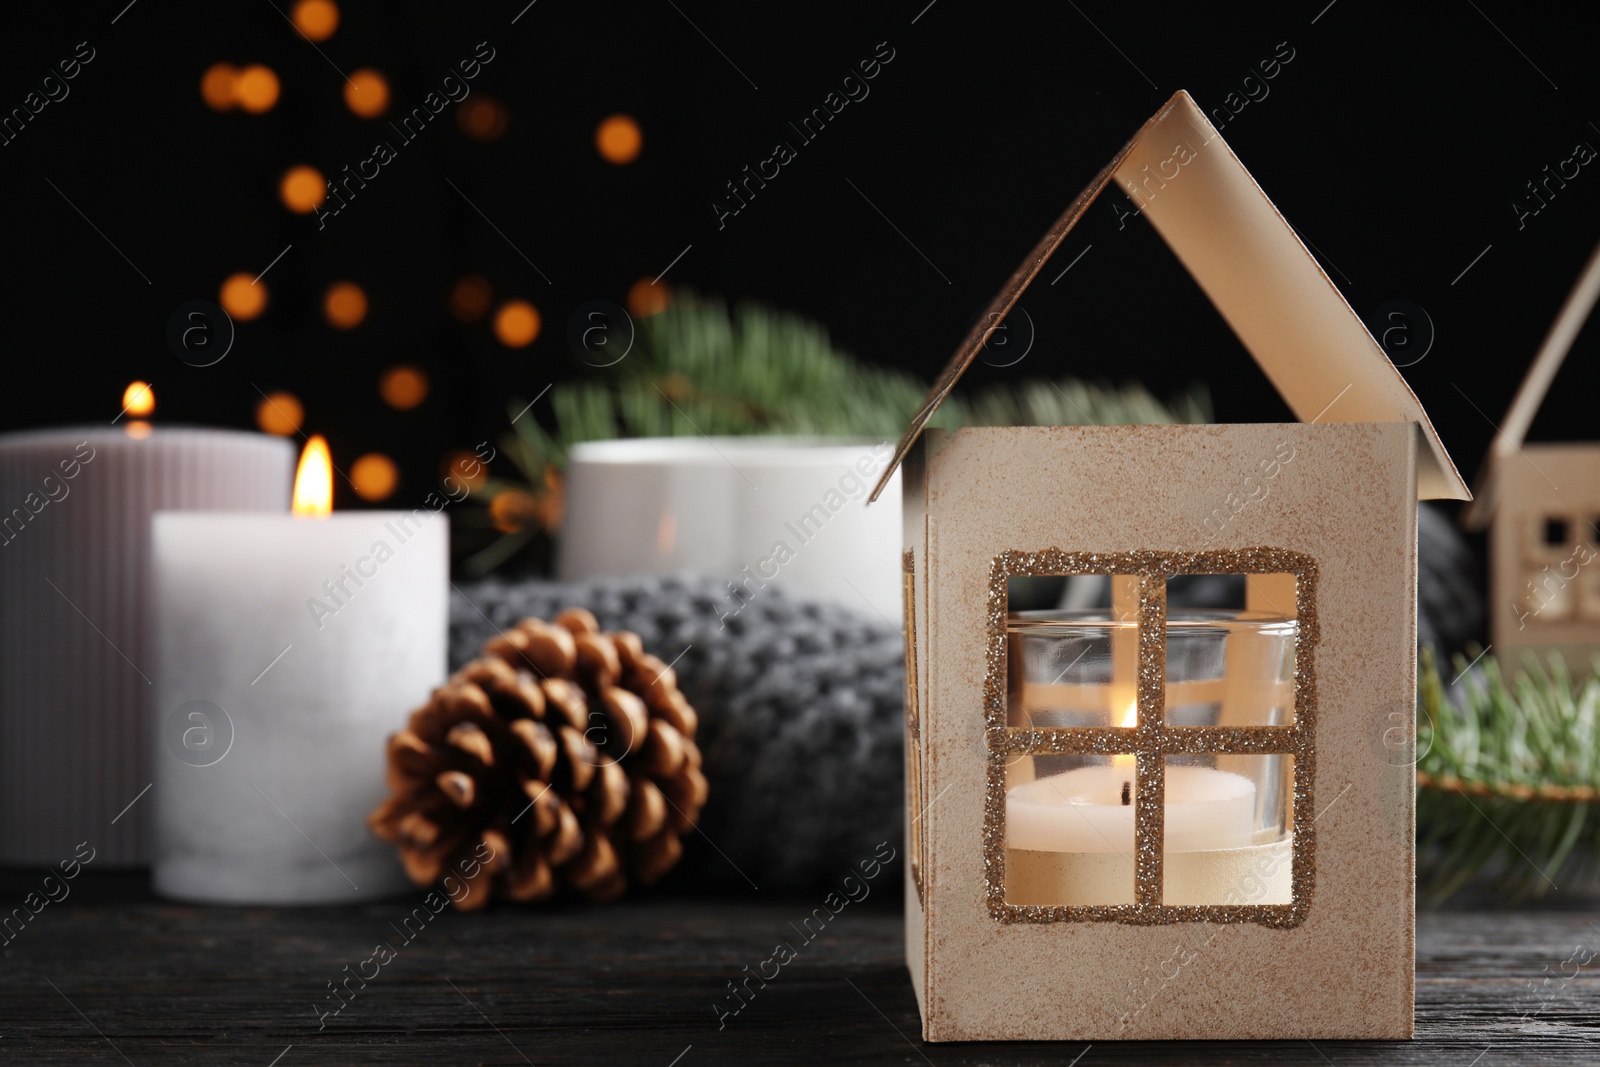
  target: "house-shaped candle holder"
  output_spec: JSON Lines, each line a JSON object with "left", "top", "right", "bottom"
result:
{"left": 1462, "top": 236, "right": 1600, "bottom": 665}
{"left": 871, "top": 91, "right": 1469, "bottom": 1041}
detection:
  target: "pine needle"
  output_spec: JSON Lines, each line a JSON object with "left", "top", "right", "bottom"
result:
{"left": 1417, "top": 645, "right": 1600, "bottom": 904}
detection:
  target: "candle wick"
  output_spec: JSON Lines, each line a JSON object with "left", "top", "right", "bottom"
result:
{"left": 1121, "top": 780, "right": 1131, "bottom": 806}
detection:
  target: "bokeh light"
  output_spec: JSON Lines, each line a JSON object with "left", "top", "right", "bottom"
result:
{"left": 235, "top": 65, "right": 280, "bottom": 113}
{"left": 457, "top": 96, "right": 509, "bottom": 141}
{"left": 220, "top": 273, "right": 267, "bottom": 321}
{"left": 350, "top": 453, "right": 398, "bottom": 502}
{"left": 291, "top": 0, "right": 339, "bottom": 41}
{"left": 627, "top": 278, "right": 669, "bottom": 318}
{"left": 441, "top": 450, "right": 490, "bottom": 493}
{"left": 494, "top": 300, "right": 541, "bottom": 348}
{"left": 448, "top": 274, "right": 492, "bottom": 322}
{"left": 490, "top": 488, "right": 539, "bottom": 533}
{"left": 255, "top": 391, "right": 304, "bottom": 436}
{"left": 344, "top": 69, "right": 389, "bottom": 118}
{"left": 323, "top": 281, "right": 367, "bottom": 329}
{"left": 200, "top": 63, "right": 237, "bottom": 111}
{"left": 379, "top": 365, "right": 429, "bottom": 410}
{"left": 595, "top": 114, "right": 642, "bottom": 164}
{"left": 122, "top": 381, "right": 154, "bottom": 417}
{"left": 280, "top": 166, "right": 327, "bottom": 213}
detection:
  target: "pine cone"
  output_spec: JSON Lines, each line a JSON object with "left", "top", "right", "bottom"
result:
{"left": 369, "top": 608, "right": 708, "bottom": 909}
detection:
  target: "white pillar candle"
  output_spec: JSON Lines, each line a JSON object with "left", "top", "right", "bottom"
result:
{"left": 0, "top": 423, "right": 291, "bottom": 865}
{"left": 151, "top": 440, "right": 447, "bottom": 904}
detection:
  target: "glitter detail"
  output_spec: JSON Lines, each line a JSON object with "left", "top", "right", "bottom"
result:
{"left": 983, "top": 548, "right": 1318, "bottom": 928}
{"left": 903, "top": 550, "right": 925, "bottom": 906}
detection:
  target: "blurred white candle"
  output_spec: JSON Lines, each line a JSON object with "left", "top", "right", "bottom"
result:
{"left": 0, "top": 393, "right": 292, "bottom": 866}
{"left": 559, "top": 437, "right": 903, "bottom": 623}
{"left": 151, "top": 437, "right": 447, "bottom": 904}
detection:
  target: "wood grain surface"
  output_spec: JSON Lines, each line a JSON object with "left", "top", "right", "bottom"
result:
{"left": 0, "top": 873, "right": 1596, "bottom": 1065}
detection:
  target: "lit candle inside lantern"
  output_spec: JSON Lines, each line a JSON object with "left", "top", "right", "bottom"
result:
{"left": 152, "top": 435, "right": 447, "bottom": 904}
{"left": 1009, "top": 704, "right": 1256, "bottom": 855}
{"left": 1006, "top": 702, "right": 1286, "bottom": 906}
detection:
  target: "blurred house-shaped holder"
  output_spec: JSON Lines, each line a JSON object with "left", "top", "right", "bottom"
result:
{"left": 1462, "top": 237, "right": 1600, "bottom": 669}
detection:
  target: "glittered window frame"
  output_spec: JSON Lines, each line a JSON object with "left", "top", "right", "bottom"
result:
{"left": 984, "top": 547, "right": 1318, "bottom": 927}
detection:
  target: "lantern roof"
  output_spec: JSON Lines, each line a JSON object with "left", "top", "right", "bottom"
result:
{"left": 869, "top": 90, "right": 1468, "bottom": 503}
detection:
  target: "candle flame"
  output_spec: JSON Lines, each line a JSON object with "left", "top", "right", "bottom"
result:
{"left": 292, "top": 435, "right": 334, "bottom": 516}
{"left": 1113, "top": 701, "right": 1138, "bottom": 773}
{"left": 122, "top": 381, "right": 154, "bottom": 417}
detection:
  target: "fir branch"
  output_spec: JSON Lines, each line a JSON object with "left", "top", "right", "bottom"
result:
{"left": 464, "top": 293, "right": 1208, "bottom": 574}
{"left": 1417, "top": 645, "right": 1600, "bottom": 904}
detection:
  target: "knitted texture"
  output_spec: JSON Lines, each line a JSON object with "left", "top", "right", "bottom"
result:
{"left": 450, "top": 574, "right": 904, "bottom": 892}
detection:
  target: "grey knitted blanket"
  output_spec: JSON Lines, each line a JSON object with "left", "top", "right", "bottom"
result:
{"left": 450, "top": 573, "right": 905, "bottom": 893}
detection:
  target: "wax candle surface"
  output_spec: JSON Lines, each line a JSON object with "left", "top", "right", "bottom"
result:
{"left": 1007, "top": 764, "right": 1256, "bottom": 853}
{"left": 0, "top": 427, "right": 291, "bottom": 866}
{"left": 152, "top": 511, "right": 446, "bottom": 904}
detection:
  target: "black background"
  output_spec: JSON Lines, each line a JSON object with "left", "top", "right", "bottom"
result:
{"left": 1, "top": 0, "right": 1595, "bottom": 525}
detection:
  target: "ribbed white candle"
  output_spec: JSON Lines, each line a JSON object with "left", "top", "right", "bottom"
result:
{"left": 0, "top": 427, "right": 292, "bottom": 866}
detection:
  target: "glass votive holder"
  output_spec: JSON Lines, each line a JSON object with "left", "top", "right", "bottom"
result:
{"left": 1004, "top": 609, "right": 1297, "bottom": 907}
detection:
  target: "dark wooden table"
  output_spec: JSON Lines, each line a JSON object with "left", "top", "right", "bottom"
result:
{"left": 2, "top": 873, "right": 1597, "bottom": 1065}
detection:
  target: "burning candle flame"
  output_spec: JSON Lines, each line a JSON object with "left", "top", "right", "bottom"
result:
{"left": 122, "top": 381, "right": 154, "bottom": 418}
{"left": 292, "top": 435, "right": 334, "bottom": 516}
{"left": 1113, "top": 701, "right": 1138, "bottom": 774}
